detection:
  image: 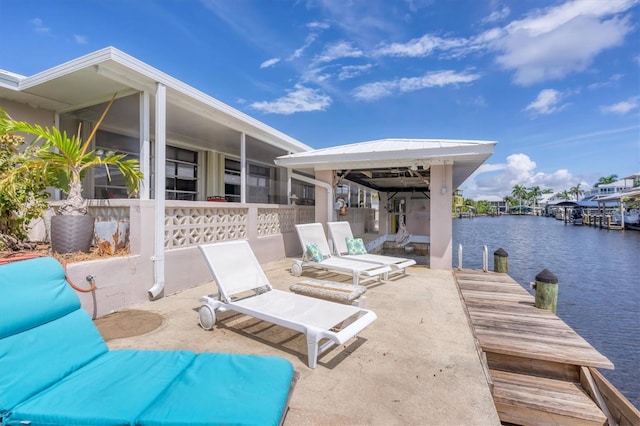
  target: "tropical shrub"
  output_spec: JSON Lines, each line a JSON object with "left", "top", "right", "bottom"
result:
{"left": 0, "top": 130, "right": 49, "bottom": 250}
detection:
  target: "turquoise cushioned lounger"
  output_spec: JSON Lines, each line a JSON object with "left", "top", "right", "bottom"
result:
{"left": 0, "top": 257, "right": 294, "bottom": 426}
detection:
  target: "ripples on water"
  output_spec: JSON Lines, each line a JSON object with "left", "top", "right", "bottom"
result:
{"left": 453, "top": 215, "right": 640, "bottom": 407}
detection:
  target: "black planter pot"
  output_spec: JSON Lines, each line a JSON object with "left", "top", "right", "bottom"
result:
{"left": 50, "top": 215, "right": 95, "bottom": 254}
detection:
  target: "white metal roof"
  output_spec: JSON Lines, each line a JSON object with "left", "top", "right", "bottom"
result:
{"left": 0, "top": 47, "right": 312, "bottom": 155}
{"left": 275, "top": 138, "right": 497, "bottom": 191}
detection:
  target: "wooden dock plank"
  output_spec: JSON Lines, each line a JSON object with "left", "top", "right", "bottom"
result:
{"left": 453, "top": 269, "right": 620, "bottom": 425}
{"left": 453, "top": 270, "right": 613, "bottom": 370}
{"left": 491, "top": 369, "right": 608, "bottom": 426}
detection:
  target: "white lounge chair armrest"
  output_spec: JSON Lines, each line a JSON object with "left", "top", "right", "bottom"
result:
{"left": 320, "top": 309, "right": 378, "bottom": 345}
{"left": 361, "top": 265, "right": 392, "bottom": 277}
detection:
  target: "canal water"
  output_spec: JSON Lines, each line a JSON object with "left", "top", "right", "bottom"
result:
{"left": 453, "top": 215, "right": 640, "bottom": 408}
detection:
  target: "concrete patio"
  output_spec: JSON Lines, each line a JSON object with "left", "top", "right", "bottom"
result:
{"left": 101, "top": 260, "right": 500, "bottom": 425}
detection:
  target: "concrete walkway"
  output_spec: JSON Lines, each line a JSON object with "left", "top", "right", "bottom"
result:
{"left": 104, "top": 260, "right": 500, "bottom": 425}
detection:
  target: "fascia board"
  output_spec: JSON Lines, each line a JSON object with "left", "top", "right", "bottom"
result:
{"left": 275, "top": 141, "right": 496, "bottom": 169}
{"left": 15, "top": 47, "right": 115, "bottom": 90}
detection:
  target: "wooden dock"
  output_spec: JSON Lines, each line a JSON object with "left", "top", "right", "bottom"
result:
{"left": 454, "top": 269, "right": 639, "bottom": 426}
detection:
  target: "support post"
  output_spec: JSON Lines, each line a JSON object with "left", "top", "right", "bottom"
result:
{"left": 493, "top": 248, "right": 508, "bottom": 273}
{"left": 533, "top": 269, "right": 558, "bottom": 314}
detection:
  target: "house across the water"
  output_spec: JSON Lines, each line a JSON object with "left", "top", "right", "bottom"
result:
{"left": 0, "top": 47, "right": 496, "bottom": 316}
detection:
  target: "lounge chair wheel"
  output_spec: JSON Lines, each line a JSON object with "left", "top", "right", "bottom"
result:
{"left": 198, "top": 304, "right": 216, "bottom": 330}
{"left": 291, "top": 261, "right": 302, "bottom": 277}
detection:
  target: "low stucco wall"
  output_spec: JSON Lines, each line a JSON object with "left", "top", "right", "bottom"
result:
{"left": 66, "top": 200, "right": 311, "bottom": 318}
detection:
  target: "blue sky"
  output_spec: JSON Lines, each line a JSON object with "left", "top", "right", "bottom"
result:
{"left": 1, "top": 0, "right": 639, "bottom": 199}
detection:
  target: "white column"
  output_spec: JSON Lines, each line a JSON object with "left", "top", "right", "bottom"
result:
{"left": 240, "top": 132, "right": 247, "bottom": 203}
{"left": 139, "top": 91, "right": 150, "bottom": 200}
{"left": 429, "top": 162, "right": 453, "bottom": 269}
{"left": 287, "top": 168, "right": 292, "bottom": 205}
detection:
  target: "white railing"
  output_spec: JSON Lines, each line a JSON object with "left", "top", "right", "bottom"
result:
{"left": 457, "top": 243, "right": 490, "bottom": 272}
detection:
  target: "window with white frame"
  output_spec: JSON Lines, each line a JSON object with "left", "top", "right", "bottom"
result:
{"left": 224, "top": 158, "right": 275, "bottom": 203}
{"left": 165, "top": 146, "right": 198, "bottom": 200}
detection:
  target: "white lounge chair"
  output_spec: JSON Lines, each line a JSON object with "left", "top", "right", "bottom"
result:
{"left": 293, "top": 223, "right": 391, "bottom": 285}
{"left": 327, "top": 221, "right": 416, "bottom": 277}
{"left": 198, "top": 240, "right": 378, "bottom": 369}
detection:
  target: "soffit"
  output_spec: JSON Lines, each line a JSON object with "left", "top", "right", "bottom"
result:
{"left": 276, "top": 138, "right": 496, "bottom": 192}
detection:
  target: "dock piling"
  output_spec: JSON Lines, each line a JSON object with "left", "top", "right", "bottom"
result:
{"left": 533, "top": 269, "right": 558, "bottom": 313}
{"left": 493, "top": 248, "right": 508, "bottom": 273}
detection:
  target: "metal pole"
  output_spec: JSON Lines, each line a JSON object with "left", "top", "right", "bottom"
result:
{"left": 457, "top": 243, "right": 463, "bottom": 270}
{"left": 482, "top": 245, "right": 488, "bottom": 272}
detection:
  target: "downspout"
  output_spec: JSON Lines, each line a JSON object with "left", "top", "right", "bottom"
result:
{"left": 148, "top": 83, "right": 166, "bottom": 300}
{"left": 291, "top": 172, "right": 333, "bottom": 222}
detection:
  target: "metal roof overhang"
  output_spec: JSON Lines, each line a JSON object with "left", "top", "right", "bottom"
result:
{"left": 0, "top": 47, "right": 311, "bottom": 157}
{"left": 275, "top": 139, "right": 496, "bottom": 193}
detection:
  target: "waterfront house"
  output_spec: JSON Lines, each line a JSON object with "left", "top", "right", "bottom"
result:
{"left": 1, "top": 47, "right": 495, "bottom": 316}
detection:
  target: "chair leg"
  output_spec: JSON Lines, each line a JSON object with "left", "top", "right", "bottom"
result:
{"left": 307, "top": 338, "right": 319, "bottom": 369}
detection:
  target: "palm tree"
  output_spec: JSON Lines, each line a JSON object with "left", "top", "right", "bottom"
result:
{"left": 528, "top": 186, "right": 543, "bottom": 210}
{"left": 511, "top": 184, "right": 527, "bottom": 214}
{"left": 595, "top": 174, "right": 618, "bottom": 187}
{"left": 0, "top": 98, "right": 142, "bottom": 216}
{"left": 559, "top": 190, "right": 571, "bottom": 201}
{"left": 569, "top": 183, "right": 584, "bottom": 201}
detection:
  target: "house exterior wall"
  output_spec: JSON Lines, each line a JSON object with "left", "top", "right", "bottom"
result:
{"left": 406, "top": 196, "right": 430, "bottom": 235}
{"left": 1, "top": 99, "right": 55, "bottom": 126}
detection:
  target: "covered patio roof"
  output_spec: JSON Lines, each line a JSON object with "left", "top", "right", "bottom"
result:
{"left": 275, "top": 138, "right": 496, "bottom": 192}
{"left": 0, "top": 47, "right": 311, "bottom": 157}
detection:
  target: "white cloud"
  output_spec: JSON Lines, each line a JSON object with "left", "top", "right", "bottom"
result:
{"left": 588, "top": 73, "right": 623, "bottom": 90}
{"left": 307, "top": 21, "right": 330, "bottom": 30}
{"left": 374, "top": 34, "right": 465, "bottom": 58}
{"left": 600, "top": 96, "right": 639, "bottom": 114}
{"left": 460, "top": 153, "right": 582, "bottom": 199}
{"left": 73, "top": 34, "right": 88, "bottom": 44}
{"left": 338, "top": 64, "right": 372, "bottom": 80}
{"left": 313, "top": 41, "right": 363, "bottom": 64}
{"left": 493, "top": 0, "right": 635, "bottom": 85}
{"left": 30, "top": 18, "right": 50, "bottom": 35}
{"left": 260, "top": 58, "right": 280, "bottom": 69}
{"left": 301, "top": 65, "right": 333, "bottom": 84}
{"left": 249, "top": 84, "right": 332, "bottom": 115}
{"left": 352, "top": 70, "right": 481, "bottom": 101}
{"left": 482, "top": 6, "right": 511, "bottom": 24}
{"left": 525, "top": 89, "right": 570, "bottom": 115}
{"left": 290, "top": 32, "right": 321, "bottom": 60}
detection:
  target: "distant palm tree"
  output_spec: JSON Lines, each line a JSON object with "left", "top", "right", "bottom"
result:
{"left": 569, "top": 183, "right": 584, "bottom": 201}
{"left": 528, "top": 186, "right": 543, "bottom": 209}
{"left": 502, "top": 195, "right": 515, "bottom": 213}
{"left": 511, "top": 184, "right": 527, "bottom": 214}
{"left": 559, "top": 190, "right": 571, "bottom": 201}
{"left": 595, "top": 174, "right": 618, "bottom": 187}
